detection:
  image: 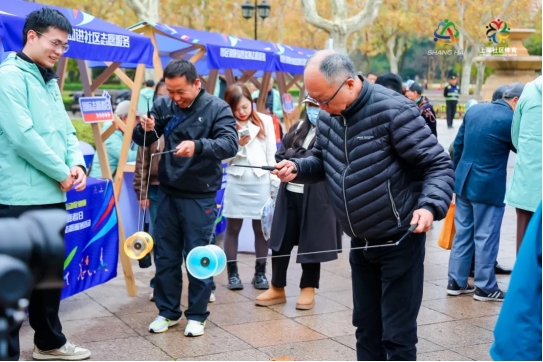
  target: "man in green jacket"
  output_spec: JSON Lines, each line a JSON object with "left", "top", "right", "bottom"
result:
{"left": 138, "top": 79, "right": 155, "bottom": 113}
{"left": 505, "top": 75, "right": 542, "bottom": 253}
{"left": 0, "top": 8, "right": 90, "bottom": 361}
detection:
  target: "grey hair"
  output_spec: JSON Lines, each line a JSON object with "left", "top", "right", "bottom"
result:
{"left": 307, "top": 50, "right": 357, "bottom": 86}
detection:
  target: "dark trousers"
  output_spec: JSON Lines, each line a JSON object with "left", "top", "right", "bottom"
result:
{"left": 445, "top": 100, "right": 458, "bottom": 127}
{"left": 516, "top": 208, "right": 534, "bottom": 254}
{"left": 153, "top": 190, "right": 215, "bottom": 322}
{"left": 0, "top": 203, "right": 67, "bottom": 361}
{"left": 271, "top": 191, "right": 320, "bottom": 289}
{"left": 350, "top": 232, "right": 426, "bottom": 361}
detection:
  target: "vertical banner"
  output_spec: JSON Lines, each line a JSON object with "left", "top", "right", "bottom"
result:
{"left": 62, "top": 178, "right": 119, "bottom": 299}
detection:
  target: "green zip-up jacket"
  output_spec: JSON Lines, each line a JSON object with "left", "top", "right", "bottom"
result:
{"left": 0, "top": 53, "right": 85, "bottom": 205}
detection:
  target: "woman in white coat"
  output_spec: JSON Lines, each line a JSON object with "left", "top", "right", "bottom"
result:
{"left": 223, "top": 83, "right": 279, "bottom": 290}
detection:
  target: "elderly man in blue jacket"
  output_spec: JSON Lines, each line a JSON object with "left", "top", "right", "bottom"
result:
{"left": 447, "top": 83, "right": 524, "bottom": 302}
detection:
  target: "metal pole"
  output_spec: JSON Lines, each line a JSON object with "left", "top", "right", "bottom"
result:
{"left": 254, "top": 0, "right": 257, "bottom": 40}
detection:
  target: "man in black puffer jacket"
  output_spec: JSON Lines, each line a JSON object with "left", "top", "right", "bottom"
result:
{"left": 275, "top": 50, "right": 454, "bottom": 361}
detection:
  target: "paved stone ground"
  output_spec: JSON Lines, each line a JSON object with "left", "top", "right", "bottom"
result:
{"left": 20, "top": 119, "right": 516, "bottom": 361}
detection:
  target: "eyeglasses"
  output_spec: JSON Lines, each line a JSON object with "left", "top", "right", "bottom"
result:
{"left": 35, "top": 31, "right": 70, "bottom": 54}
{"left": 306, "top": 78, "right": 350, "bottom": 106}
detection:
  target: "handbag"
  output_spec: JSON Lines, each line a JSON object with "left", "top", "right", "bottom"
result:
{"left": 437, "top": 194, "right": 456, "bottom": 250}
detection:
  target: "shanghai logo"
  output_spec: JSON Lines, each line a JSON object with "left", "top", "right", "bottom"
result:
{"left": 433, "top": 19, "right": 460, "bottom": 43}
{"left": 486, "top": 18, "right": 510, "bottom": 44}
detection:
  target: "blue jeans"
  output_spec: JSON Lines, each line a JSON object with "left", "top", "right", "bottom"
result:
{"left": 448, "top": 195, "right": 505, "bottom": 293}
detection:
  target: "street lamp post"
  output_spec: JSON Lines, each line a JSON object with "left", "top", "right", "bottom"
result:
{"left": 241, "top": 0, "right": 271, "bottom": 40}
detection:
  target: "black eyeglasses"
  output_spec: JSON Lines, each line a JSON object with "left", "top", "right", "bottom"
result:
{"left": 35, "top": 31, "right": 70, "bottom": 54}
{"left": 307, "top": 78, "right": 350, "bottom": 106}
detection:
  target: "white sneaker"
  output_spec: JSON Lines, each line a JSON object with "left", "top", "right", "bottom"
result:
{"left": 149, "top": 291, "right": 154, "bottom": 302}
{"left": 184, "top": 320, "right": 205, "bottom": 337}
{"left": 149, "top": 315, "right": 181, "bottom": 333}
{"left": 33, "top": 341, "right": 91, "bottom": 360}
{"left": 209, "top": 292, "right": 216, "bottom": 303}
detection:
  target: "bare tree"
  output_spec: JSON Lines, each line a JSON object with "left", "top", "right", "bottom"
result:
{"left": 124, "top": 0, "right": 159, "bottom": 23}
{"left": 474, "top": 61, "right": 486, "bottom": 95}
{"left": 453, "top": 0, "right": 513, "bottom": 95}
{"left": 125, "top": 0, "right": 159, "bottom": 81}
{"left": 301, "top": 0, "right": 383, "bottom": 54}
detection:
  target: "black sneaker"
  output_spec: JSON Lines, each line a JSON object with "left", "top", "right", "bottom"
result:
{"left": 473, "top": 288, "right": 505, "bottom": 302}
{"left": 495, "top": 263, "right": 512, "bottom": 275}
{"left": 446, "top": 278, "right": 476, "bottom": 296}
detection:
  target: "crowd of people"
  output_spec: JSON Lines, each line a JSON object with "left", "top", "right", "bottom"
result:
{"left": 1, "top": 6, "right": 541, "bottom": 362}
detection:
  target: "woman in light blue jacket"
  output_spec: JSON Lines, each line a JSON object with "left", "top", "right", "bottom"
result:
{"left": 505, "top": 75, "right": 542, "bottom": 252}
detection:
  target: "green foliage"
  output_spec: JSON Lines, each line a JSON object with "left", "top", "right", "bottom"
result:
{"left": 63, "top": 83, "right": 129, "bottom": 91}
{"left": 62, "top": 94, "right": 72, "bottom": 112}
{"left": 72, "top": 119, "right": 95, "bottom": 148}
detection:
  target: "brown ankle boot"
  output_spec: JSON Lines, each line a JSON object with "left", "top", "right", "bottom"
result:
{"left": 296, "top": 287, "right": 315, "bottom": 310}
{"left": 255, "top": 285, "right": 286, "bottom": 306}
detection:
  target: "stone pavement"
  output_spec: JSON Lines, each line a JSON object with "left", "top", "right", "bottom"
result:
{"left": 20, "top": 119, "right": 516, "bottom": 361}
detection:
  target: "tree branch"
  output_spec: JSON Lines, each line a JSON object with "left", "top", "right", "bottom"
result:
{"left": 301, "top": 0, "right": 334, "bottom": 33}
{"left": 125, "top": 0, "right": 147, "bottom": 19}
{"left": 344, "top": 0, "right": 383, "bottom": 33}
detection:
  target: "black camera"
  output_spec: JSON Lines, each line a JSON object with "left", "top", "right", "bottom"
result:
{"left": 0, "top": 210, "right": 66, "bottom": 359}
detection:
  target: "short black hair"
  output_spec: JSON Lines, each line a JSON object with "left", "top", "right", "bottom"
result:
{"left": 145, "top": 79, "right": 155, "bottom": 88}
{"left": 163, "top": 60, "right": 198, "bottom": 83}
{"left": 23, "top": 8, "right": 73, "bottom": 46}
{"left": 375, "top": 73, "right": 403, "bottom": 95}
{"left": 368, "top": 72, "right": 377, "bottom": 77}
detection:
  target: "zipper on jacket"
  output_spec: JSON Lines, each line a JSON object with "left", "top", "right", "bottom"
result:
{"left": 387, "top": 180, "right": 402, "bottom": 227}
{"left": 341, "top": 115, "right": 357, "bottom": 237}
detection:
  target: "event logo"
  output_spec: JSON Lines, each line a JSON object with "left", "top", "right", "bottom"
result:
{"left": 433, "top": 19, "right": 460, "bottom": 43}
{"left": 486, "top": 18, "right": 510, "bottom": 44}
{"left": 66, "top": 9, "right": 95, "bottom": 26}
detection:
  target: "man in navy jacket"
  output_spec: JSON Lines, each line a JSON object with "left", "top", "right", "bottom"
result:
{"left": 447, "top": 83, "right": 524, "bottom": 301}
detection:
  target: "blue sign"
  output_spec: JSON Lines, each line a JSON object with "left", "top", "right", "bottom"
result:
{"left": 282, "top": 93, "right": 294, "bottom": 114}
{"left": 62, "top": 178, "right": 118, "bottom": 300}
{"left": 79, "top": 91, "right": 114, "bottom": 124}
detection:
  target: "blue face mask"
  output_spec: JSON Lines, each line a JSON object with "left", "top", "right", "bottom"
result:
{"left": 306, "top": 106, "right": 319, "bottom": 125}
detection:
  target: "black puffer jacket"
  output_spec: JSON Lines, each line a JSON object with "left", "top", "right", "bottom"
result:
{"left": 292, "top": 80, "right": 454, "bottom": 240}
{"left": 133, "top": 89, "right": 238, "bottom": 198}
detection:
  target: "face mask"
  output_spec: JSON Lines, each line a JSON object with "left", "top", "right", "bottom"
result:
{"left": 306, "top": 106, "right": 319, "bottom": 125}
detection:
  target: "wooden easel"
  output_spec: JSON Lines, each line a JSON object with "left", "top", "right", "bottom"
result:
{"left": 56, "top": 58, "right": 145, "bottom": 297}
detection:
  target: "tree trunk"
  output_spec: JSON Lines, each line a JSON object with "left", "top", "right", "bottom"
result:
{"left": 386, "top": 36, "right": 399, "bottom": 74}
{"left": 125, "top": 0, "right": 160, "bottom": 81}
{"left": 475, "top": 61, "right": 486, "bottom": 96}
{"left": 301, "top": 0, "right": 382, "bottom": 53}
{"left": 427, "top": 56, "right": 436, "bottom": 86}
{"left": 460, "top": 48, "right": 476, "bottom": 95}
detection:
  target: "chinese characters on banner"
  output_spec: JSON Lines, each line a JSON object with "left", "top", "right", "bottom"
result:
{"left": 62, "top": 178, "right": 119, "bottom": 300}
{"left": 480, "top": 46, "right": 518, "bottom": 56}
{"left": 68, "top": 28, "right": 130, "bottom": 48}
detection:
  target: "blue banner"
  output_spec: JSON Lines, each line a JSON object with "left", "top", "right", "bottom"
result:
{"left": 62, "top": 178, "right": 119, "bottom": 300}
{"left": 0, "top": 0, "right": 153, "bottom": 66}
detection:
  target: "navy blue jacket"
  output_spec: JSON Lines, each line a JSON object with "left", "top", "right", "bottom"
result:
{"left": 453, "top": 100, "right": 516, "bottom": 206}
